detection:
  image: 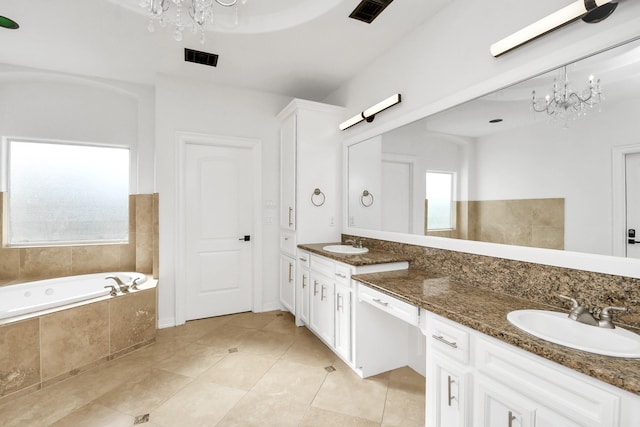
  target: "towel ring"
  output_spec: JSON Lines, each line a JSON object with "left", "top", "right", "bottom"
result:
{"left": 311, "top": 188, "right": 326, "bottom": 207}
{"left": 361, "top": 190, "right": 374, "bottom": 207}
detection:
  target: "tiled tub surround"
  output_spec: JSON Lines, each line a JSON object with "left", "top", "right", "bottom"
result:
{"left": 0, "top": 281, "right": 157, "bottom": 403}
{"left": 0, "top": 192, "right": 160, "bottom": 282}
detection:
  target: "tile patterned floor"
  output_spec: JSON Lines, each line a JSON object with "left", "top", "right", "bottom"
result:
{"left": 0, "top": 311, "right": 426, "bottom": 426}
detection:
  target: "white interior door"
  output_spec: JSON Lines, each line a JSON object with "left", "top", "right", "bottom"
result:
{"left": 184, "top": 142, "right": 254, "bottom": 320}
{"left": 626, "top": 152, "right": 640, "bottom": 259}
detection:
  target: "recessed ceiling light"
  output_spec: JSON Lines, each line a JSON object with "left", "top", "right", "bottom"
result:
{"left": 489, "top": 119, "right": 503, "bottom": 124}
{"left": 0, "top": 16, "right": 19, "bottom": 30}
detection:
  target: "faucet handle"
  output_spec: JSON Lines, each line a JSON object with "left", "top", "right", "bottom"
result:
{"left": 104, "top": 285, "right": 118, "bottom": 296}
{"left": 600, "top": 306, "right": 627, "bottom": 317}
{"left": 558, "top": 294, "right": 579, "bottom": 309}
{"left": 598, "top": 306, "right": 627, "bottom": 329}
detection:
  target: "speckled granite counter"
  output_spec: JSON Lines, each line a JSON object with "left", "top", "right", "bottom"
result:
{"left": 352, "top": 269, "right": 640, "bottom": 396}
{"left": 298, "top": 243, "right": 411, "bottom": 266}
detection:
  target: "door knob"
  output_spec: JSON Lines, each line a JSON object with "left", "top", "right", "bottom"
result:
{"left": 238, "top": 235, "right": 251, "bottom": 241}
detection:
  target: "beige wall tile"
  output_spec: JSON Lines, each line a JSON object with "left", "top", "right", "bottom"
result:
{"left": 0, "top": 249, "right": 20, "bottom": 282}
{"left": 41, "top": 301, "right": 109, "bottom": 380}
{"left": 110, "top": 289, "right": 156, "bottom": 354}
{"left": 71, "top": 246, "right": 105, "bottom": 275}
{"left": 20, "top": 247, "right": 72, "bottom": 279}
{"left": 0, "top": 319, "right": 40, "bottom": 398}
{"left": 135, "top": 194, "right": 153, "bottom": 235}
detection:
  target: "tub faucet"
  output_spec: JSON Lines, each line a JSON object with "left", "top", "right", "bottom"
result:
{"left": 104, "top": 285, "right": 118, "bottom": 296}
{"left": 105, "top": 276, "right": 129, "bottom": 293}
{"left": 131, "top": 277, "right": 142, "bottom": 290}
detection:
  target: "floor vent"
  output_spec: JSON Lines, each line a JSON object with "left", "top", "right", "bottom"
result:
{"left": 184, "top": 48, "right": 219, "bottom": 67}
{"left": 349, "top": 0, "right": 393, "bottom": 24}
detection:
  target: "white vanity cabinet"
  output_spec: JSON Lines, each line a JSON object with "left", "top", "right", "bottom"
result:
{"left": 424, "top": 310, "right": 640, "bottom": 427}
{"left": 309, "top": 257, "right": 336, "bottom": 346}
{"left": 296, "top": 251, "right": 310, "bottom": 325}
{"left": 298, "top": 251, "right": 409, "bottom": 369}
{"left": 277, "top": 99, "right": 344, "bottom": 313}
{"left": 279, "top": 254, "right": 296, "bottom": 314}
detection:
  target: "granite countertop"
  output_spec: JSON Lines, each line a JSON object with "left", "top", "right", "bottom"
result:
{"left": 352, "top": 269, "right": 640, "bottom": 396}
{"left": 298, "top": 243, "right": 410, "bottom": 266}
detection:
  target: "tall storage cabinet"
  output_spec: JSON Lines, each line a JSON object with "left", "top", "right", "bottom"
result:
{"left": 277, "top": 99, "right": 345, "bottom": 320}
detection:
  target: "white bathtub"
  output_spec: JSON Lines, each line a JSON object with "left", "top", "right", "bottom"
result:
{"left": 0, "top": 272, "right": 147, "bottom": 320}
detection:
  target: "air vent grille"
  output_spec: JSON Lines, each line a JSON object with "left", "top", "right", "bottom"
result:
{"left": 349, "top": 0, "right": 393, "bottom": 24}
{"left": 184, "top": 48, "right": 219, "bottom": 67}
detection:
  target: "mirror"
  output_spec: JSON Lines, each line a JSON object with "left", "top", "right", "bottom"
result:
{"left": 348, "top": 37, "right": 640, "bottom": 257}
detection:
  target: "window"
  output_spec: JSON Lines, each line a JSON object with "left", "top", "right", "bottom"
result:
{"left": 6, "top": 139, "right": 129, "bottom": 246}
{"left": 426, "top": 171, "right": 455, "bottom": 231}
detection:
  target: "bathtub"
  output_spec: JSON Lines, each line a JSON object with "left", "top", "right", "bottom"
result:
{"left": 0, "top": 272, "right": 147, "bottom": 321}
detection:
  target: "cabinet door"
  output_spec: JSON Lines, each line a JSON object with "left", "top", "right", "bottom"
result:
{"left": 280, "top": 113, "right": 296, "bottom": 230}
{"left": 474, "top": 375, "right": 535, "bottom": 427}
{"left": 334, "top": 284, "right": 351, "bottom": 363}
{"left": 428, "top": 356, "right": 468, "bottom": 427}
{"left": 279, "top": 254, "right": 295, "bottom": 314}
{"left": 309, "top": 271, "right": 335, "bottom": 346}
{"left": 297, "top": 266, "right": 310, "bottom": 325}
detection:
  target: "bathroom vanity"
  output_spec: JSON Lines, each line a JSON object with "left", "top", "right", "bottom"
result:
{"left": 353, "top": 269, "right": 640, "bottom": 427}
{"left": 296, "top": 243, "right": 422, "bottom": 377}
{"left": 291, "top": 244, "right": 640, "bottom": 426}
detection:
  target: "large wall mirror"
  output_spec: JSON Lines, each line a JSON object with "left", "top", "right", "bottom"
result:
{"left": 348, "top": 37, "right": 640, "bottom": 259}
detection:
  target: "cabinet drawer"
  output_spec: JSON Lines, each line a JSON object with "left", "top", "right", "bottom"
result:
{"left": 358, "top": 284, "right": 419, "bottom": 326}
{"left": 475, "top": 336, "right": 619, "bottom": 427}
{"left": 426, "top": 314, "right": 470, "bottom": 364}
{"left": 310, "top": 254, "right": 335, "bottom": 278}
{"left": 297, "top": 251, "right": 310, "bottom": 268}
{"left": 335, "top": 265, "right": 351, "bottom": 286}
{"left": 280, "top": 232, "right": 296, "bottom": 256}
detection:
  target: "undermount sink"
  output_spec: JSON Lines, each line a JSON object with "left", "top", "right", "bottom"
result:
{"left": 507, "top": 310, "right": 640, "bottom": 358}
{"left": 322, "top": 245, "right": 369, "bottom": 255}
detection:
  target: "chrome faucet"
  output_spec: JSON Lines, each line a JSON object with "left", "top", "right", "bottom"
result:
{"left": 345, "top": 238, "right": 364, "bottom": 248}
{"left": 105, "top": 276, "right": 129, "bottom": 293}
{"left": 131, "top": 277, "right": 142, "bottom": 290}
{"left": 104, "top": 285, "right": 118, "bottom": 296}
{"left": 558, "top": 295, "right": 627, "bottom": 328}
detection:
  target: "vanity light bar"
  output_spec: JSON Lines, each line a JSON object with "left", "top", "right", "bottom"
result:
{"left": 339, "top": 93, "right": 402, "bottom": 131}
{"left": 490, "top": 0, "right": 613, "bottom": 57}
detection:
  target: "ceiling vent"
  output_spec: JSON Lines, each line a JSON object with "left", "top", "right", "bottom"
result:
{"left": 184, "top": 48, "right": 219, "bottom": 67}
{"left": 349, "top": 0, "right": 393, "bottom": 24}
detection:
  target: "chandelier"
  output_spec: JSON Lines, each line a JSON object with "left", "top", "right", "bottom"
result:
{"left": 531, "top": 66, "right": 603, "bottom": 122}
{"left": 140, "top": 0, "right": 245, "bottom": 43}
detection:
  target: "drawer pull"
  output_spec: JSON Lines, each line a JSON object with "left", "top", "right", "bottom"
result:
{"left": 288, "top": 263, "right": 293, "bottom": 283}
{"left": 372, "top": 298, "right": 389, "bottom": 307}
{"left": 336, "top": 273, "right": 347, "bottom": 279}
{"left": 299, "top": 257, "right": 307, "bottom": 262}
{"left": 302, "top": 275, "right": 307, "bottom": 288}
{"left": 508, "top": 411, "right": 516, "bottom": 427}
{"left": 321, "top": 285, "right": 327, "bottom": 301}
{"left": 337, "top": 294, "right": 343, "bottom": 311}
{"left": 288, "top": 207, "right": 293, "bottom": 227}
{"left": 432, "top": 334, "right": 458, "bottom": 348}
{"left": 313, "top": 280, "right": 319, "bottom": 296}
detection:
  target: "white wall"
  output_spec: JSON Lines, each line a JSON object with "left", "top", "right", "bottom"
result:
{"left": 0, "top": 64, "right": 155, "bottom": 194}
{"left": 330, "top": 0, "right": 640, "bottom": 277}
{"left": 155, "top": 74, "right": 290, "bottom": 327}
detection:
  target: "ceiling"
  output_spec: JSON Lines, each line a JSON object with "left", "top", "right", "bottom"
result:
{"left": 424, "top": 37, "right": 640, "bottom": 138}
{"left": 0, "top": 0, "right": 448, "bottom": 101}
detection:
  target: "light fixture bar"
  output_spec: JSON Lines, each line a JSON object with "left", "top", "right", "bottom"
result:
{"left": 339, "top": 93, "right": 402, "bottom": 131}
{"left": 490, "top": 0, "right": 612, "bottom": 57}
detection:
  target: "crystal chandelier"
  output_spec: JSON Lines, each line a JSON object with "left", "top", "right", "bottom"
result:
{"left": 141, "top": 0, "right": 245, "bottom": 43}
{"left": 531, "top": 66, "right": 603, "bottom": 122}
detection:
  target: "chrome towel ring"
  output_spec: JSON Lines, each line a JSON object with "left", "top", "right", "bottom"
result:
{"left": 361, "top": 190, "right": 374, "bottom": 207}
{"left": 311, "top": 188, "right": 326, "bottom": 207}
